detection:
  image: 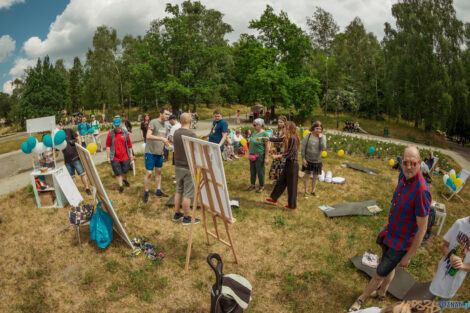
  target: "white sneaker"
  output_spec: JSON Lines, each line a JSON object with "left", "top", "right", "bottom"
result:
{"left": 325, "top": 171, "right": 333, "bottom": 183}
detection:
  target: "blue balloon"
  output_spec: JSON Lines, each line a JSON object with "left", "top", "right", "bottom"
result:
{"left": 21, "top": 142, "right": 32, "bottom": 154}
{"left": 53, "top": 130, "right": 66, "bottom": 146}
{"left": 446, "top": 177, "right": 453, "bottom": 186}
{"left": 88, "top": 127, "right": 94, "bottom": 134}
{"left": 369, "top": 146, "right": 375, "bottom": 154}
{"left": 266, "top": 129, "right": 273, "bottom": 137}
{"left": 27, "top": 136, "right": 37, "bottom": 150}
{"left": 43, "top": 134, "right": 53, "bottom": 147}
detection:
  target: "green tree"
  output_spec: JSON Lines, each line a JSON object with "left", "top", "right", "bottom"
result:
{"left": 68, "top": 57, "right": 83, "bottom": 113}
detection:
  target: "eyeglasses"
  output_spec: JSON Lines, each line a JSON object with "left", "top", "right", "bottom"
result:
{"left": 403, "top": 160, "right": 419, "bottom": 167}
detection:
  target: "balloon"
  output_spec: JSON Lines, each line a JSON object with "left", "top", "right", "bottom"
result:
{"left": 389, "top": 159, "right": 395, "bottom": 166}
{"left": 43, "top": 134, "right": 53, "bottom": 147}
{"left": 443, "top": 174, "right": 449, "bottom": 185}
{"left": 449, "top": 169, "right": 456, "bottom": 177}
{"left": 455, "top": 178, "right": 462, "bottom": 188}
{"left": 337, "top": 149, "right": 344, "bottom": 156}
{"left": 86, "top": 143, "right": 98, "bottom": 154}
{"left": 53, "top": 130, "right": 66, "bottom": 146}
{"left": 32, "top": 142, "right": 46, "bottom": 154}
{"left": 27, "top": 136, "right": 37, "bottom": 150}
{"left": 141, "top": 143, "right": 146, "bottom": 151}
{"left": 321, "top": 151, "right": 327, "bottom": 158}
{"left": 88, "top": 127, "right": 94, "bottom": 134}
{"left": 266, "top": 129, "right": 273, "bottom": 137}
{"left": 21, "top": 142, "right": 32, "bottom": 154}
{"left": 240, "top": 138, "right": 247, "bottom": 146}
{"left": 303, "top": 130, "right": 310, "bottom": 138}
{"left": 369, "top": 146, "right": 375, "bottom": 154}
{"left": 446, "top": 177, "right": 454, "bottom": 187}
{"left": 56, "top": 140, "right": 67, "bottom": 151}
{"left": 450, "top": 173, "right": 457, "bottom": 181}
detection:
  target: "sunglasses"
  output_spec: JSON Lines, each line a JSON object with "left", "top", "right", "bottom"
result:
{"left": 403, "top": 160, "right": 419, "bottom": 167}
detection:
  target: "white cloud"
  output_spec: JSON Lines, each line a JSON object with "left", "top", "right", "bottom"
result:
{"left": 2, "top": 79, "right": 13, "bottom": 94}
{"left": 0, "top": 0, "right": 24, "bottom": 10}
{"left": 0, "top": 35, "right": 15, "bottom": 62}
{"left": 8, "top": 57, "right": 36, "bottom": 76}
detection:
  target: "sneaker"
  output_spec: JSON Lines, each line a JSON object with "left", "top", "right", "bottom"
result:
{"left": 303, "top": 193, "right": 309, "bottom": 199}
{"left": 265, "top": 198, "right": 278, "bottom": 204}
{"left": 123, "top": 180, "right": 130, "bottom": 187}
{"left": 172, "top": 212, "right": 184, "bottom": 222}
{"left": 119, "top": 186, "right": 124, "bottom": 193}
{"left": 156, "top": 190, "right": 169, "bottom": 198}
{"left": 310, "top": 191, "right": 316, "bottom": 197}
{"left": 85, "top": 188, "right": 92, "bottom": 195}
{"left": 284, "top": 205, "right": 297, "bottom": 210}
{"left": 182, "top": 216, "right": 200, "bottom": 226}
{"left": 143, "top": 192, "right": 149, "bottom": 203}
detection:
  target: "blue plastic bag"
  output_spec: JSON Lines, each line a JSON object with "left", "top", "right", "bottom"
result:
{"left": 90, "top": 201, "right": 113, "bottom": 248}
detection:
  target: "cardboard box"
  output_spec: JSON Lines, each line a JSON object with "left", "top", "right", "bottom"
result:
{"left": 39, "top": 191, "right": 55, "bottom": 207}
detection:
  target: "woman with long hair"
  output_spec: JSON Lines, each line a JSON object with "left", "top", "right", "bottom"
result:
{"left": 268, "top": 115, "right": 287, "bottom": 183}
{"left": 141, "top": 113, "right": 150, "bottom": 143}
{"left": 261, "top": 121, "right": 300, "bottom": 210}
{"left": 302, "top": 121, "right": 326, "bottom": 197}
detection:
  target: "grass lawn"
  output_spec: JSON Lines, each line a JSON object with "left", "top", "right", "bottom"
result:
{"left": 0, "top": 148, "right": 468, "bottom": 312}
{"left": 0, "top": 133, "right": 43, "bottom": 155}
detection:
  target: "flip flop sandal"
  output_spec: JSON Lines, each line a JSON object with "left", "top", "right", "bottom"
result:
{"left": 348, "top": 298, "right": 363, "bottom": 312}
{"left": 256, "top": 187, "right": 264, "bottom": 193}
{"left": 371, "top": 289, "right": 386, "bottom": 301}
{"left": 246, "top": 185, "right": 256, "bottom": 191}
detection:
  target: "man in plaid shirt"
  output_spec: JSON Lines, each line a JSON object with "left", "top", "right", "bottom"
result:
{"left": 349, "top": 146, "right": 431, "bottom": 311}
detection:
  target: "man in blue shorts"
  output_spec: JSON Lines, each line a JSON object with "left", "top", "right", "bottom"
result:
{"left": 143, "top": 108, "right": 170, "bottom": 203}
{"left": 203, "top": 109, "right": 228, "bottom": 151}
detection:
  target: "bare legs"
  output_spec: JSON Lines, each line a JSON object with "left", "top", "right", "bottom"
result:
{"left": 174, "top": 193, "right": 191, "bottom": 217}
{"left": 144, "top": 168, "right": 162, "bottom": 191}
{"left": 304, "top": 172, "right": 318, "bottom": 194}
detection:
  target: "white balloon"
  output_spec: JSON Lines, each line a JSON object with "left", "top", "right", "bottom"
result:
{"left": 449, "top": 169, "right": 456, "bottom": 176}
{"left": 443, "top": 174, "right": 450, "bottom": 184}
{"left": 32, "top": 142, "right": 46, "bottom": 154}
{"left": 141, "top": 143, "right": 146, "bottom": 151}
{"left": 56, "top": 140, "right": 67, "bottom": 150}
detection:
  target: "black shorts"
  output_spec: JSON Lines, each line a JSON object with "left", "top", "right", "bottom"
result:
{"left": 302, "top": 161, "right": 322, "bottom": 175}
{"left": 111, "top": 160, "right": 131, "bottom": 176}
{"left": 376, "top": 235, "right": 407, "bottom": 277}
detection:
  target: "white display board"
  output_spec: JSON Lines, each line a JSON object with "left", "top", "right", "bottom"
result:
{"left": 182, "top": 136, "right": 233, "bottom": 221}
{"left": 52, "top": 166, "right": 83, "bottom": 206}
{"left": 76, "top": 145, "right": 133, "bottom": 249}
{"left": 26, "top": 116, "right": 56, "bottom": 134}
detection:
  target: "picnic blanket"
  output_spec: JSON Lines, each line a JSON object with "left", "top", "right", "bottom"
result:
{"left": 322, "top": 200, "right": 380, "bottom": 217}
{"left": 350, "top": 256, "right": 432, "bottom": 300}
{"left": 342, "top": 163, "right": 379, "bottom": 175}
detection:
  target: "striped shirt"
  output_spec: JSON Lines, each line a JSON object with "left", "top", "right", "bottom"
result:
{"left": 379, "top": 171, "right": 431, "bottom": 251}
{"left": 269, "top": 137, "right": 298, "bottom": 162}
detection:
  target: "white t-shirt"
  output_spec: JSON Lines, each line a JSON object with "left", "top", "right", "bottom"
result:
{"left": 355, "top": 308, "right": 381, "bottom": 313}
{"left": 430, "top": 217, "right": 470, "bottom": 298}
{"left": 169, "top": 123, "right": 181, "bottom": 139}
{"left": 233, "top": 134, "right": 242, "bottom": 143}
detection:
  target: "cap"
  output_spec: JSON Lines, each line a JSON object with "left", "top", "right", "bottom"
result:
{"left": 113, "top": 118, "right": 121, "bottom": 126}
{"left": 90, "top": 114, "right": 95, "bottom": 118}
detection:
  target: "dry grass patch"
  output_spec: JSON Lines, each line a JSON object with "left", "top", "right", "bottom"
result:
{"left": 0, "top": 152, "right": 468, "bottom": 312}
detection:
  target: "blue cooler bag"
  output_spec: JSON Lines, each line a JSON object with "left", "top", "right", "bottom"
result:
{"left": 90, "top": 201, "right": 113, "bottom": 248}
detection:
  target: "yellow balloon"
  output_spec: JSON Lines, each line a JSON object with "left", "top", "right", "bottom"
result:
{"left": 303, "top": 130, "right": 310, "bottom": 138}
{"left": 240, "top": 138, "right": 247, "bottom": 146}
{"left": 389, "top": 159, "right": 395, "bottom": 166}
{"left": 337, "top": 149, "right": 344, "bottom": 156}
{"left": 87, "top": 143, "right": 98, "bottom": 154}
{"left": 321, "top": 151, "right": 327, "bottom": 158}
{"left": 450, "top": 173, "right": 457, "bottom": 181}
{"left": 455, "top": 178, "right": 462, "bottom": 188}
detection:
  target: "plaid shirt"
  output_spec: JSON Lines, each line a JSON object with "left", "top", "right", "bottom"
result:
{"left": 379, "top": 171, "right": 431, "bottom": 251}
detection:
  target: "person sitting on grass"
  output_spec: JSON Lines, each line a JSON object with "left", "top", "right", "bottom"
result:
{"left": 172, "top": 113, "right": 200, "bottom": 226}
{"left": 348, "top": 146, "right": 431, "bottom": 312}
{"left": 301, "top": 121, "right": 326, "bottom": 198}
{"left": 106, "top": 118, "right": 134, "bottom": 193}
{"left": 223, "top": 138, "right": 237, "bottom": 161}
{"left": 264, "top": 121, "right": 300, "bottom": 210}
{"left": 232, "top": 130, "right": 243, "bottom": 153}
{"left": 417, "top": 216, "right": 470, "bottom": 313}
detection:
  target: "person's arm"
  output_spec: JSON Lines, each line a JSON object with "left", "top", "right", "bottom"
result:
{"left": 127, "top": 134, "right": 134, "bottom": 160}
{"left": 106, "top": 133, "right": 112, "bottom": 163}
{"left": 320, "top": 134, "right": 327, "bottom": 150}
{"left": 75, "top": 130, "right": 82, "bottom": 145}
{"left": 219, "top": 132, "right": 228, "bottom": 147}
{"left": 399, "top": 215, "right": 428, "bottom": 267}
{"left": 264, "top": 139, "right": 270, "bottom": 165}
{"left": 146, "top": 128, "right": 169, "bottom": 145}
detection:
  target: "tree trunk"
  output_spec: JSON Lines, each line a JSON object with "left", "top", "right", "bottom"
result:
{"left": 192, "top": 103, "right": 198, "bottom": 113}
{"left": 271, "top": 106, "right": 275, "bottom": 117}
{"left": 324, "top": 55, "right": 329, "bottom": 116}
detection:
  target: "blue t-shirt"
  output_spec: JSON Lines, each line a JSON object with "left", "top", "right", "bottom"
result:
{"left": 77, "top": 122, "right": 90, "bottom": 136}
{"left": 209, "top": 119, "right": 228, "bottom": 149}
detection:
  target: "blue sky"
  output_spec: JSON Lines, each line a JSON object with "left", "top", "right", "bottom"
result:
{"left": 1, "top": 0, "right": 469, "bottom": 94}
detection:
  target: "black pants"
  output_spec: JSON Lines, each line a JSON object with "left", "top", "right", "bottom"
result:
{"left": 270, "top": 159, "right": 298, "bottom": 208}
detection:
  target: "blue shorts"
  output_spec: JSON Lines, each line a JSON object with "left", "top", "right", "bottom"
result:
{"left": 145, "top": 153, "right": 163, "bottom": 171}
{"left": 65, "top": 160, "right": 85, "bottom": 177}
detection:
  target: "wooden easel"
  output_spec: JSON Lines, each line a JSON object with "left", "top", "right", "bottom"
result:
{"left": 184, "top": 142, "right": 238, "bottom": 272}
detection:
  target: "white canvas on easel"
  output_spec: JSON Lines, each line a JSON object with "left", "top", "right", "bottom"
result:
{"left": 26, "top": 116, "right": 56, "bottom": 134}
{"left": 53, "top": 166, "right": 83, "bottom": 206}
{"left": 76, "top": 144, "right": 133, "bottom": 249}
{"left": 182, "top": 136, "right": 238, "bottom": 271}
